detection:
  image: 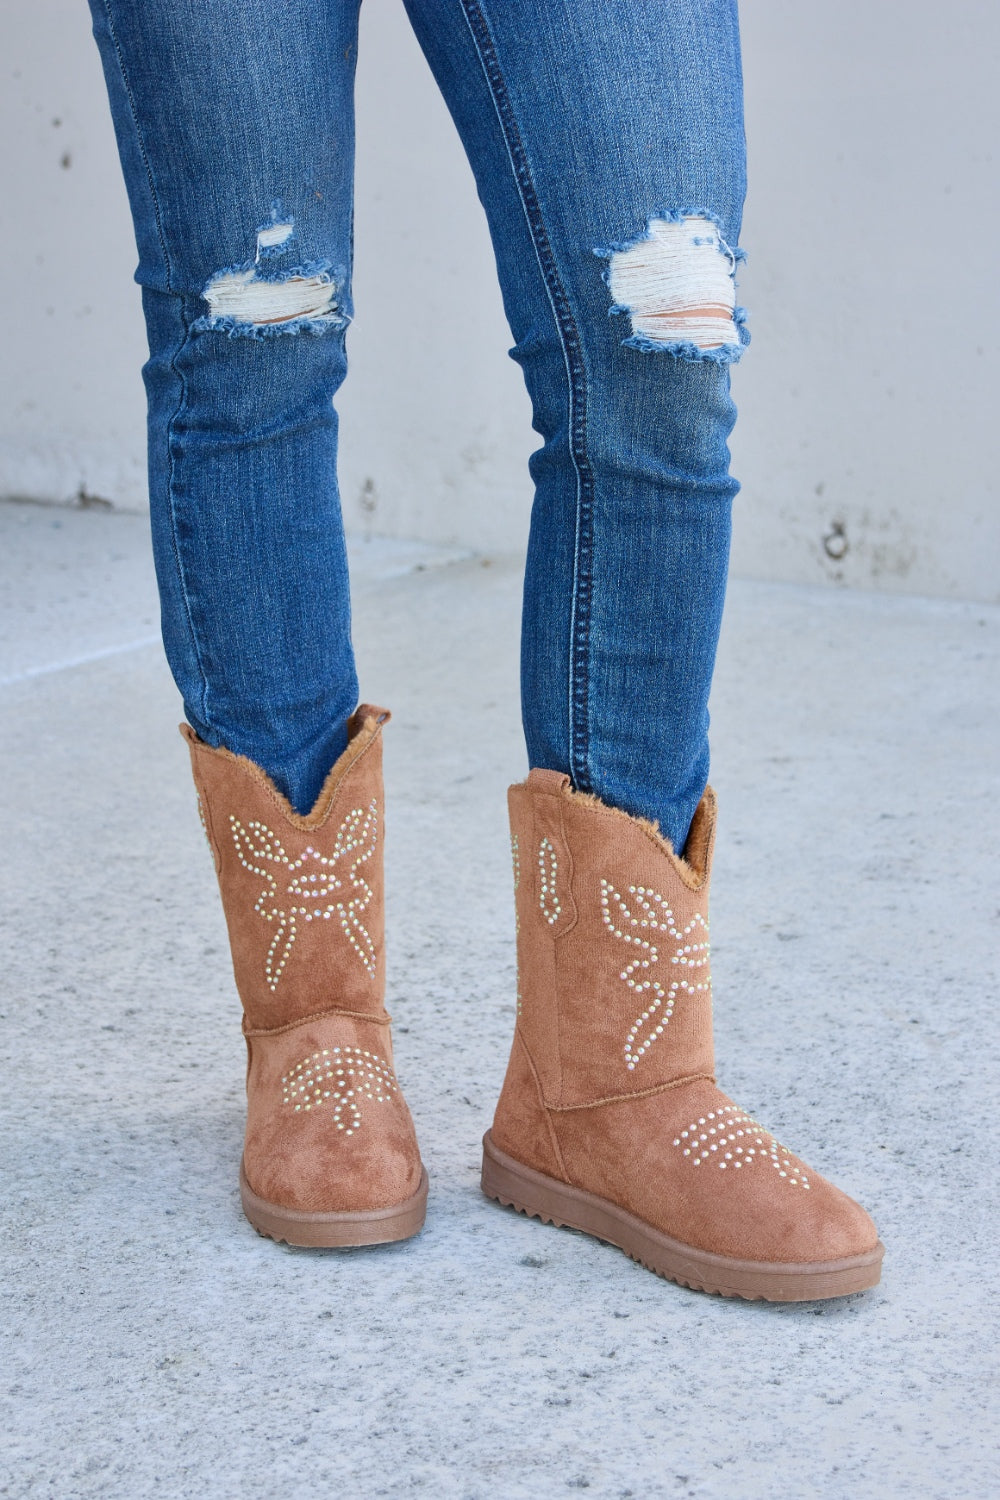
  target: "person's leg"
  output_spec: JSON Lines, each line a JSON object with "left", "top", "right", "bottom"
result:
{"left": 404, "top": 0, "right": 745, "bottom": 853}
{"left": 88, "top": 0, "right": 361, "bottom": 814}
{"left": 88, "top": 0, "right": 426, "bottom": 1244}
{"left": 404, "top": 0, "right": 882, "bottom": 1297}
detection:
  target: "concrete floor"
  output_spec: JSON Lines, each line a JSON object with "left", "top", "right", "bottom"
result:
{"left": 1, "top": 498, "right": 998, "bottom": 1500}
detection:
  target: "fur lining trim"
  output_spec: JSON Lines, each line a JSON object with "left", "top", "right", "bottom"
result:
{"left": 179, "top": 704, "right": 390, "bottom": 831}
{"left": 528, "top": 777, "right": 716, "bottom": 892}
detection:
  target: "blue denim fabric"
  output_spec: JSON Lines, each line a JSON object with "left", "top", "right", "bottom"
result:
{"left": 88, "top": 0, "right": 746, "bottom": 853}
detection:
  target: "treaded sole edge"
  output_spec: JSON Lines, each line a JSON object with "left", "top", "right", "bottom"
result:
{"left": 481, "top": 1131, "right": 882, "bottom": 1302}
{"left": 240, "top": 1159, "right": 429, "bottom": 1248}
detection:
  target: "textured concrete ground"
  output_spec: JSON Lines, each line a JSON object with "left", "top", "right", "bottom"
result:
{"left": 1, "top": 498, "right": 998, "bottom": 1500}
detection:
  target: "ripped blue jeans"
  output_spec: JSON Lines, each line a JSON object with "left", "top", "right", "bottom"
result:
{"left": 88, "top": 0, "right": 747, "bottom": 852}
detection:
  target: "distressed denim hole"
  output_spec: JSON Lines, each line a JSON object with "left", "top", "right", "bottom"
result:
{"left": 196, "top": 215, "right": 345, "bottom": 336}
{"left": 601, "top": 215, "right": 746, "bottom": 361}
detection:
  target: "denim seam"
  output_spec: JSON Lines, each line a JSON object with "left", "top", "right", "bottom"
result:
{"left": 98, "top": 1, "right": 172, "bottom": 293}
{"left": 101, "top": 0, "right": 211, "bottom": 726}
{"left": 457, "top": 0, "right": 595, "bottom": 791}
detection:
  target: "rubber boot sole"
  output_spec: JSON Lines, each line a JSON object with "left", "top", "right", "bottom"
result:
{"left": 240, "top": 1159, "right": 429, "bottom": 1248}
{"left": 481, "top": 1132, "right": 882, "bottom": 1302}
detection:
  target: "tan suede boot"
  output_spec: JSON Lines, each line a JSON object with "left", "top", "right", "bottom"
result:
{"left": 482, "top": 770, "right": 883, "bottom": 1300}
{"left": 184, "top": 706, "right": 427, "bottom": 1246}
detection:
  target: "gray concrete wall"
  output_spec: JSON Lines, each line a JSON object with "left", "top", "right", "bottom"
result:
{"left": 2, "top": 0, "right": 997, "bottom": 599}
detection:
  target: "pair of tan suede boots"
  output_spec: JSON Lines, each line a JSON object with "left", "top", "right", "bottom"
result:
{"left": 186, "top": 703, "right": 883, "bottom": 1302}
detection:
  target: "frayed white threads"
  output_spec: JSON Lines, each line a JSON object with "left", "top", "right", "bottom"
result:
{"left": 201, "top": 219, "right": 340, "bottom": 327}
{"left": 608, "top": 216, "right": 739, "bottom": 350}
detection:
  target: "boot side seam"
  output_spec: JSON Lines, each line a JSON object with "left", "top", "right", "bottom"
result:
{"left": 539, "top": 792, "right": 580, "bottom": 937}
{"left": 515, "top": 1027, "right": 571, "bottom": 1183}
{"left": 529, "top": 792, "right": 564, "bottom": 1103}
{"left": 193, "top": 779, "right": 223, "bottom": 871}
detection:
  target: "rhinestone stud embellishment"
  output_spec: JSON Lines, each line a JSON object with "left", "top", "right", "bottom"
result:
{"left": 672, "top": 1105, "right": 810, "bottom": 1187}
{"left": 281, "top": 1046, "right": 398, "bottom": 1135}
{"left": 600, "top": 880, "right": 711, "bottom": 1069}
{"left": 230, "top": 800, "right": 378, "bottom": 992}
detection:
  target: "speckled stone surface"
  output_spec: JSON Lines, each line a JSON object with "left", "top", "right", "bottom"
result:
{"left": 1, "top": 500, "right": 997, "bottom": 1499}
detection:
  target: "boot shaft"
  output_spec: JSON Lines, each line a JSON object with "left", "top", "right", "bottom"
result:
{"left": 185, "top": 707, "right": 390, "bottom": 1031}
{"left": 509, "top": 769, "right": 717, "bottom": 1109}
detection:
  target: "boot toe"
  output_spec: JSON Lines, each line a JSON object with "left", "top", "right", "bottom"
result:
{"left": 243, "top": 1020, "right": 424, "bottom": 1215}
{"left": 553, "top": 1082, "right": 881, "bottom": 1268}
{"left": 658, "top": 1087, "right": 880, "bottom": 1265}
{"left": 244, "top": 1103, "right": 423, "bottom": 1214}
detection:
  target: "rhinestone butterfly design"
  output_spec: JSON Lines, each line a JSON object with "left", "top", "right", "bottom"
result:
{"left": 229, "top": 799, "right": 378, "bottom": 992}
{"left": 600, "top": 880, "right": 711, "bottom": 1070}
